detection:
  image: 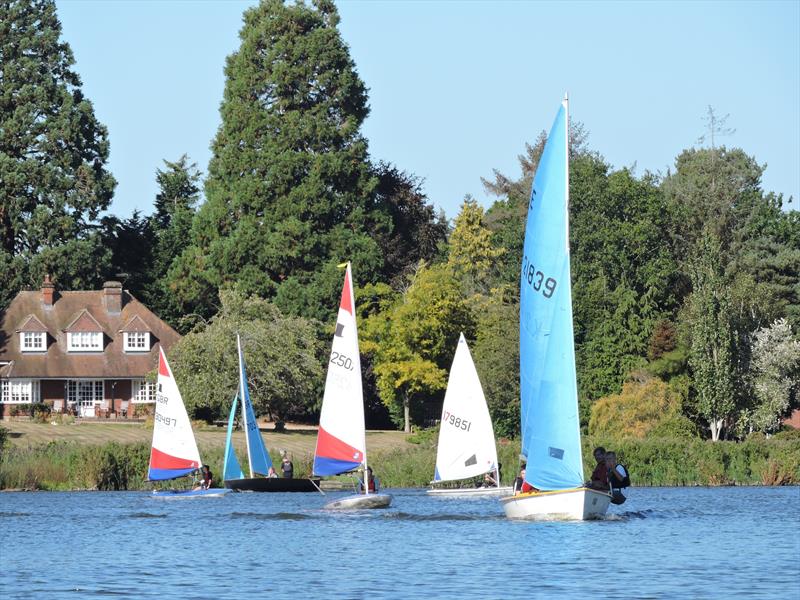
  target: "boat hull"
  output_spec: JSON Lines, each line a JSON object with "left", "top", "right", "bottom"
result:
{"left": 324, "top": 493, "right": 392, "bottom": 510}
{"left": 224, "top": 477, "right": 322, "bottom": 492}
{"left": 151, "top": 488, "right": 232, "bottom": 499}
{"left": 500, "top": 487, "right": 610, "bottom": 520}
{"left": 427, "top": 486, "right": 513, "bottom": 498}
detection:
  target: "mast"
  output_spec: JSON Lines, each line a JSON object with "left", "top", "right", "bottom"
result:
{"left": 238, "top": 333, "right": 254, "bottom": 478}
{"left": 348, "top": 261, "right": 370, "bottom": 497}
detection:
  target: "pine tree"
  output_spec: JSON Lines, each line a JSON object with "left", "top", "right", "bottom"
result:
{"left": 0, "top": 0, "right": 116, "bottom": 306}
{"left": 170, "top": 0, "right": 383, "bottom": 321}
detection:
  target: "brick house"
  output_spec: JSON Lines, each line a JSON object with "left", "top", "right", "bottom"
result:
{"left": 0, "top": 276, "right": 180, "bottom": 418}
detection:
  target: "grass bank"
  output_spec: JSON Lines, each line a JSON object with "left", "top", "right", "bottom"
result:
{"left": 0, "top": 423, "right": 798, "bottom": 490}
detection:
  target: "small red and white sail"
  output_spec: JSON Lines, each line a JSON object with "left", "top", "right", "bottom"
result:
{"left": 148, "top": 347, "right": 202, "bottom": 481}
{"left": 313, "top": 263, "right": 367, "bottom": 476}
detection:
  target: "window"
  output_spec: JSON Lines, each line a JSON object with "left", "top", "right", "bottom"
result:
{"left": 67, "top": 331, "right": 103, "bottom": 352}
{"left": 66, "top": 380, "right": 104, "bottom": 406}
{"left": 124, "top": 332, "right": 150, "bottom": 352}
{"left": 1, "top": 379, "right": 41, "bottom": 403}
{"left": 132, "top": 379, "right": 157, "bottom": 403}
{"left": 20, "top": 332, "right": 46, "bottom": 352}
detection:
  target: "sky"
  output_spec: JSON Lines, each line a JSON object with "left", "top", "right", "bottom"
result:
{"left": 54, "top": 0, "right": 800, "bottom": 222}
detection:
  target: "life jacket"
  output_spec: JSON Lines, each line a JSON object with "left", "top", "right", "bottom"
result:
{"left": 610, "top": 464, "right": 631, "bottom": 489}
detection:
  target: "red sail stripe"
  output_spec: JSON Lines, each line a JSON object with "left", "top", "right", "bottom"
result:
{"left": 316, "top": 425, "right": 362, "bottom": 463}
{"left": 340, "top": 268, "right": 353, "bottom": 315}
{"left": 158, "top": 348, "right": 170, "bottom": 377}
{"left": 149, "top": 446, "right": 199, "bottom": 470}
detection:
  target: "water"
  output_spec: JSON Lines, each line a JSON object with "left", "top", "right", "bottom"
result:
{"left": 1, "top": 487, "right": 798, "bottom": 599}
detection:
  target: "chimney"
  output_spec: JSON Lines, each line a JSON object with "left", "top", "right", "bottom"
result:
{"left": 41, "top": 274, "right": 55, "bottom": 308}
{"left": 103, "top": 281, "right": 123, "bottom": 314}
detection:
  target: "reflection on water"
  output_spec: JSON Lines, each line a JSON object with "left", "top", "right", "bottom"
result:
{"left": 1, "top": 487, "right": 798, "bottom": 599}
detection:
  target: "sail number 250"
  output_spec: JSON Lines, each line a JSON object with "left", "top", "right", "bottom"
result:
{"left": 522, "top": 255, "right": 557, "bottom": 299}
{"left": 330, "top": 351, "right": 354, "bottom": 371}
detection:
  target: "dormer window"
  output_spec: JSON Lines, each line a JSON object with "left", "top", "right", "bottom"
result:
{"left": 124, "top": 331, "right": 150, "bottom": 352}
{"left": 68, "top": 331, "right": 103, "bottom": 351}
{"left": 21, "top": 331, "right": 46, "bottom": 352}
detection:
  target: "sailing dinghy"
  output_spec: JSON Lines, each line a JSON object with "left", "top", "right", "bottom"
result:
{"left": 428, "top": 333, "right": 512, "bottom": 497}
{"left": 500, "top": 96, "right": 611, "bottom": 520}
{"left": 149, "top": 347, "right": 230, "bottom": 498}
{"left": 313, "top": 262, "right": 391, "bottom": 510}
{"left": 223, "top": 335, "right": 321, "bottom": 492}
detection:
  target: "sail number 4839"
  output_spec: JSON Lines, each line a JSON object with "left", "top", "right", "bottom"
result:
{"left": 442, "top": 410, "right": 471, "bottom": 432}
{"left": 522, "top": 255, "right": 557, "bottom": 299}
{"left": 330, "top": 351, "right": 354, "bottom": 371}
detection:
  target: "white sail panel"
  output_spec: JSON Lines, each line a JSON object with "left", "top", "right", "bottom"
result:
{"left": 433, "top": 333, "right": 498, "bottom": 482}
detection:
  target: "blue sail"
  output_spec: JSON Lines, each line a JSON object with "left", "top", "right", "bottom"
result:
{"left": 238, "top": 335, "right": 273, "bottom": 476}
{"left": 520, "top": 98, "right": 584, "bottom": 491}
{"left": 222, "top": 393, "right": 244, "bottom": 481}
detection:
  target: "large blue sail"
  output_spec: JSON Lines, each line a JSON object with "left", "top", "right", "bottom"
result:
{"left": 238, "top": 335, "right": 273, "bottom": 476}
{"left": 520, "top": 98, "right": 584, "bottom": 490}
{"left": 222, "top": 393, "right": 245, "bottom": 481}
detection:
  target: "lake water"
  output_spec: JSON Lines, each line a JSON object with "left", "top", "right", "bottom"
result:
{"left": 1, "top": 487, "right": 798, "bottom": 599}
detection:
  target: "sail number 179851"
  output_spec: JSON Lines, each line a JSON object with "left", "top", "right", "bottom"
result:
{"left": 522, "top": 255, "right": 557, "bottom": 298}
{"left": 442, "top": 410, "right": 471, "bottom": 431}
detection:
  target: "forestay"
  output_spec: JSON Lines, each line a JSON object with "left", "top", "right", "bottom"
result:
{"left": 519, "top": 99, "right": 584, "bottom": 491}
{"left": 433, "top": 333, "right": 498, "bottom": 483}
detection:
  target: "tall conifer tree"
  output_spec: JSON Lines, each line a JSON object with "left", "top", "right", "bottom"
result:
{"left": 170, "top": 0, "right": 384, "bottom": 320}
{"left": 0, "top": 0, "right": 116, "bottom": 307}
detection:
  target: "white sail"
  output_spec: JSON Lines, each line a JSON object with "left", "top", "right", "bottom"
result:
{"left": 433, "top": 333, "right": 498, "bottom": 483}
{"left": 148, "top": 347, "right": 202, "bottom": 480}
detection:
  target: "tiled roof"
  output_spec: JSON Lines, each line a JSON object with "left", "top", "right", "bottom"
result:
{"left": 0, "top": 287, "right": 180, "bottom": 379}
{"left": 16, "top": 314, "right": 48, "bottom": 333}
{"left": 119, "top": 314, "right": 151, "bottom": 333}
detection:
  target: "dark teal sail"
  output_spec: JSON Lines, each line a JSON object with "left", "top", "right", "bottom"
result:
{"left": 520, "top": 97, "right": 584, "bottom": 491}
{"left": 238, "top": 334, "right": 273, "bottom": 477}
{"left": 222, "top": 393, "right": 244, "bottom": 481}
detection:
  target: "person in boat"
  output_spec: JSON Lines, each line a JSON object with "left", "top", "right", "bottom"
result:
{"left": 585, "top": 447, "right": 609, "bottom": 491}
{"left": 358, "top": 466, "right": 378, "bottom": 494}
{"left": 513, "top": 467, "right": 538, "bottom": 495}
{"left": 267, "top": 466, "right": 278, "bottom": 478}
{"left": 482, "top": 471, "right": 497, "bottom": 487}
{"left": 194, "top": 465, "right": 213, "bottom": 490}
{"left": 281, "top": 455, "right": 294, "bottom": 479}
{"left": 606, "top": 451, "right": 629, "bottom": 504}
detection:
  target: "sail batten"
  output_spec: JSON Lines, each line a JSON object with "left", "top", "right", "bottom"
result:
{"left": 520, "top": 98, "right": 585, "bottom": 491}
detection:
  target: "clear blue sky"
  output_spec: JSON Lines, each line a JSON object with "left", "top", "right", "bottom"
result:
{"left": 55, "top": 0, "right": 799, "bottom": 221}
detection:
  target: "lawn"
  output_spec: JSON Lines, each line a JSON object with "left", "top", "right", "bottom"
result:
{"left": 2, "top": 419, "right": 412, "bottom": 460}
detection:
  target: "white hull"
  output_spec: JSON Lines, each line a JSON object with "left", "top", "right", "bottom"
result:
{"left": 324, "top": 493, "right": 392, "bottom": 510}
{"left": 501, "top": 487, "right": 610, "bottom": 520}
{"left": 427, "top": 486, "right": 513, "bottom": 498}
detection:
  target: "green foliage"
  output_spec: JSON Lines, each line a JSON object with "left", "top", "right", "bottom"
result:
{"left": 364, "top": 263, "right": 474, "bottom": 431}
{"left": 447, "top": 197, "right": 505, "bottom": 294}
{"left": 0, "top": 0, "right": 116, "bottom": 309}
{"left": 688, "top": 231, "right": 736, "bottom": 440}
{"left": 169, "top": 289, "right": 324, "bottom": 422}
{"left": 589, "top": 375, "right": 695, "bottom": 439}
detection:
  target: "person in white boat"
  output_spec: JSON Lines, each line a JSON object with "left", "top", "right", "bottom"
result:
{"left": 512, "top": 467, "right": 538, "bottom": 495}
{"left": 585, "top": 447, "right": 609, "bottom": 491}
{"left": 358, "top": 466, "right": 378, "bottom": 494}
{"left": 481, "top": 462, "right": 502, "bottom": 487}
{"left": 194, "top": 465, "right": 213, "bottom": 490}
{"left": 606, "top": 452, "right": 630, "bottom": 504}
{"left": 267, "top": 466, "right": 278, "bottom": 478}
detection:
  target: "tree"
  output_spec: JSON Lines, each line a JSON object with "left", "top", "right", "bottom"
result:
{"left": 447, "top": 197, "right": 505, "bottom": 295}
{"left": 746, "top": 318, "right": 800, "bottom": 434}
{"left": 147, "top": 155, "right": 201, "bottom": 327}
{"left": 169, "top": 290, "right": 324, "bottom": 422}
{"left": 169, "top": 0, "right": 385, "bottom": 322}
{"left": 589, "top": 374, "right": 695, "bottom": 439}
{"left": 363, "top": 263, "right": 474, "bottom": 432}
{"left": 688, "top": 231, "right": 736, "bottom": 440}
{"left": 0, "top": 0, "right": 116, "bottom": 307}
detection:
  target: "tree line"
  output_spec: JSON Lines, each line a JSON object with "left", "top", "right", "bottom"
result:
{"left": 1, "top": 0, "right": 798, "bottom": 440}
